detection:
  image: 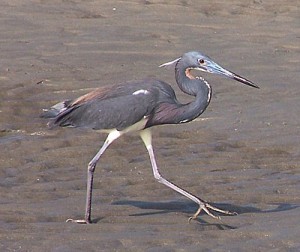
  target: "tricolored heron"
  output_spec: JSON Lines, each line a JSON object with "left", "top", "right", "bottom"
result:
{"left": 41, "top": 51, "right": 259, "bottom": 224}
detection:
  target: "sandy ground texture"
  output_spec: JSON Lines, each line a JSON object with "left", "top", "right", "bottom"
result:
{"left": 0, "top": 0, "right": 299, "bottom": 251}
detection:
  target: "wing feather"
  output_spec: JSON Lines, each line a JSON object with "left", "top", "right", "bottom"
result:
{"left": 50, "top": 90, "right": 157, "bottom": 131}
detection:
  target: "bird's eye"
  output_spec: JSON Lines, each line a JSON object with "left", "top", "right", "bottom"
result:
{"left": 198, "top": 59, "right": 205, "bottom": 64}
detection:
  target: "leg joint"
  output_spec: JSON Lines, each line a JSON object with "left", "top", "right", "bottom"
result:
{"left": 88, "top": 162, "right": 96, "bottom": 173}
{"left": 154, "top": 172, "right": 163, "bottom": 182}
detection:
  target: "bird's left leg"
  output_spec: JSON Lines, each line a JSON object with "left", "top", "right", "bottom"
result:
{"left": 140, "top": 129, "right": 235, "bottom": 222}
{"left": 66, "top": 129, "right": 122, "bottom": 224}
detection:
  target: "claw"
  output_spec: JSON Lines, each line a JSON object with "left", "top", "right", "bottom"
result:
{"left": 66, "top": 218, "right": 91, "bottom": 224}
{"left": 188, "top": 203, "right": 237, "bottom": 223}
{"left": 188, "top": 207, "right": 203, "bottom": 223}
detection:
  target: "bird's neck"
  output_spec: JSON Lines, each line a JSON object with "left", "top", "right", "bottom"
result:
{"left": 174, "top": 65, "right": 212, "bottom": 122}
{"left": 175, "top": 65, "right": 211, "bottom": 98}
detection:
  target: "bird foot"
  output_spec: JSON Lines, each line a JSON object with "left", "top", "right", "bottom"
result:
{"left": 66, "top": 218, "right": 91, "bottom": 224}
{"left": 188, "top": 202, "right": 237, "bottom": 223}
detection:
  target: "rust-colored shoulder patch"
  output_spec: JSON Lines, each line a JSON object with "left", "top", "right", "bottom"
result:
{"left": 71, "top": 86, "right": 113, "bottom": 106}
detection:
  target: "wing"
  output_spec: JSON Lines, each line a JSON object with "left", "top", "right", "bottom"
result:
{"left": 49, "top": 89, "right": 158, "bottom": 131}
{"left": 41, "top": 84, "right": 129, "bottom": 119}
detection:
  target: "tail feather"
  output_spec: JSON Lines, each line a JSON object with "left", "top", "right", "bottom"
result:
{"left": 40, "top": 100, "right": 73, "bottom": 129}
{"left": 40, "top": 100, "right": 72, "bottom": 119}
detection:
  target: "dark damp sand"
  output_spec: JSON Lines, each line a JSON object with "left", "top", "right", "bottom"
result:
{"left": 0, "top": 0, "right": 299, "bottom": 251}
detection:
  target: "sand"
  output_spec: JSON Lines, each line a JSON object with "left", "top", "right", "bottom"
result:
{"left": 0, "top": 0, "right": 299, "bottom": 251}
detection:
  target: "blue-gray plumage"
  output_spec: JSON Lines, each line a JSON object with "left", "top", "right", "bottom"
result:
{"left": 41, "top": 51, "right": 259, "bottom": 224}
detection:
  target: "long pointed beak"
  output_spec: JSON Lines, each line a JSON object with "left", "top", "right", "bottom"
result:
{"left": 200, "top": 62, "right": 259, "bottom": 89}
{"left": 230, "top": 72, "right": 259, "bottom": 88}
{"left": 224, "top": 69, "right": 259, "bottom": 88}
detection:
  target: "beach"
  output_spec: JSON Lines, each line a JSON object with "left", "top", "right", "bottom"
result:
{"left": 0, "top": 1, "right": 299, "bottom": 251}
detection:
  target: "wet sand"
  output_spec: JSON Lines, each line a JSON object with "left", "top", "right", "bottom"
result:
{"left": 0, "top": 0, "right": 299, "bottom": 251}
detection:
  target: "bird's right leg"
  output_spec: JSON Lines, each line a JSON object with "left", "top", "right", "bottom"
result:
{"left": 66, "top": 130, "right": 122, "bottom": 224}
{"left": 140, "top": 129, "right": 236, "bottom": 222}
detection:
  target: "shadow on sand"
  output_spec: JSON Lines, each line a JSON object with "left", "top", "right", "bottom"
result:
{"left": 108, "top": 200, "right": 299, "bottom": 230}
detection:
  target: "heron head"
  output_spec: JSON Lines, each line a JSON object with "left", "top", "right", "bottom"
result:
{"left": 160, "top": 51, "right": 259, "bottom": 89}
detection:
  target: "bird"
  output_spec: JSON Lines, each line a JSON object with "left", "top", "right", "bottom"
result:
{"left": 41, "top": 51, "right": 259, "bottom": 224}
